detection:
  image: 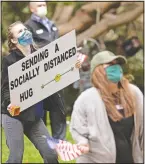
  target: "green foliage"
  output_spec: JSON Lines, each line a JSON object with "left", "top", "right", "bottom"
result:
{"left": 123, "top": 49, "right": 144, "bottom": 92}
{"left": 1, "top": 2, "right": 143, "bottom": 109}
{"left": 46, "top": 2, "right": 57, "bottom": 18}
{"left": 2, "top": 2, "right": 56, "bottom": 44}
{"left": 2, "top": 2, "right": 29, "bottom": 43}
{"left": 2, "top": 115, "right": 76, "bottom": 163}
{"left": 2, "top": 1, "right": 86, "bottom": 50}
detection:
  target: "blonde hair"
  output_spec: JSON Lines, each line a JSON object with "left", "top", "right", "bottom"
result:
{"left": 91, "top": 65, "right": 136, "bottom": 122}
{"left": 7, "top": 21, "right": 38, "bottom": 52}
{"left": 7, "top": 21, "right": 22, "bottom": 52}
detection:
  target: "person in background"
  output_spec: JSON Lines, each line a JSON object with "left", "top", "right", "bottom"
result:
{"left": 70, "top": 51, "right": 143, "bottom": 163}
{"left": 73, "top": 55, "right": 92, "bottom": 94}
{"left": 25, "top": 1, "right": 66, "bottom": 140}
{"left": 1, "top": 21, "right": 81, "bottom": 163}
{"left": 25, "top": 0, "right": 58, "bottom": 48}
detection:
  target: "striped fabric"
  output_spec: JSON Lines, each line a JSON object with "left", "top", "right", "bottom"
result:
{"left": 56, "top": 140, "right": 82, "bottom": 161}
{"left": 42, "top": 136, "right": 82, "bottom": 161}
{"left": 77, "top": 53, "right": 87, "bottom": 64}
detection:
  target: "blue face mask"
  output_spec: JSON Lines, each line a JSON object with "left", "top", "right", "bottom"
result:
{"left": 105, "top": 64, "right": 123, "bottom": 83}
{"left": 18, "top": 30, "right": 33, "bottom": 46}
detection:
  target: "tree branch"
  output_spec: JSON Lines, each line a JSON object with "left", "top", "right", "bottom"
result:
{"left": 77, "top": 4, "right": 143, "bottom": 46}
{"left": 52, "top": 3, "right": 64, "bottom": 22}
{"left": 57, "top": 2, "right": 120, "bottom": 36}
{"left": 56, "top": 5, "right": 74, "bottom": 25}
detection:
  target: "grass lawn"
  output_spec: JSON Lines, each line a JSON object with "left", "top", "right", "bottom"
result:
{"left": 1, "top": 114, "right": 76, "bottom": 163}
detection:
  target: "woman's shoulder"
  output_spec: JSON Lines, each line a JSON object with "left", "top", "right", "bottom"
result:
{"left": 128, "top": 83, "right": 143, "bottom": 97}
{"left": 2, "top": 49, "right": 22, "bottom": 65}
{"left": 3, "top": 50, "right": 16, "bottom": 60}
{"left": 82, "top": 87, "right": 99, "bottom": 94}
{"left": 76, "top": 87, "right": 100, "bottom": 102}
{"left": 73, "top": 87, "right": 102, "bottom": 110}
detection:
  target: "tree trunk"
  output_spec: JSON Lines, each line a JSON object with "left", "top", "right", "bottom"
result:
{"left": 56, "top": 5, "right": 74, "bottom": 25}
{"left": 52, "top": 3, "right": 64, "bottom": 22}
{"left": 58, "top": 2, "right": 120, "bottom": 36}
{"left": 77, "top": 4, "right": 143, "bottom": 46}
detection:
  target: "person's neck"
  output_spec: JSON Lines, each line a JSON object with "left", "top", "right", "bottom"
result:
{"left": 16, "top": 45, "right": 31, "bottom": 56}
{"left": 108, "top": 82, "right": 119, "bottom": 94}
{"left": 33, "top": 13, "right": 46, "bottom": 19}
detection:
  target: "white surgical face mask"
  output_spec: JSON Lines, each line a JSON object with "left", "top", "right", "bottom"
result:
{"left": 36, "top": 6, "right": 47, "bottom": 17}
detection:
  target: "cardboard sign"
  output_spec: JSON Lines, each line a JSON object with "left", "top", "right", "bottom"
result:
{"left": 8, "top": 30, "right": 80, "bottom": 111}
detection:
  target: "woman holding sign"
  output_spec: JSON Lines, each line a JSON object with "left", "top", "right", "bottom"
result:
{"left": 70, "top": 51, "right": 143, "bottom": 163}
{"left": 1, "top": 21, "right": 81, "bottom": 163}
